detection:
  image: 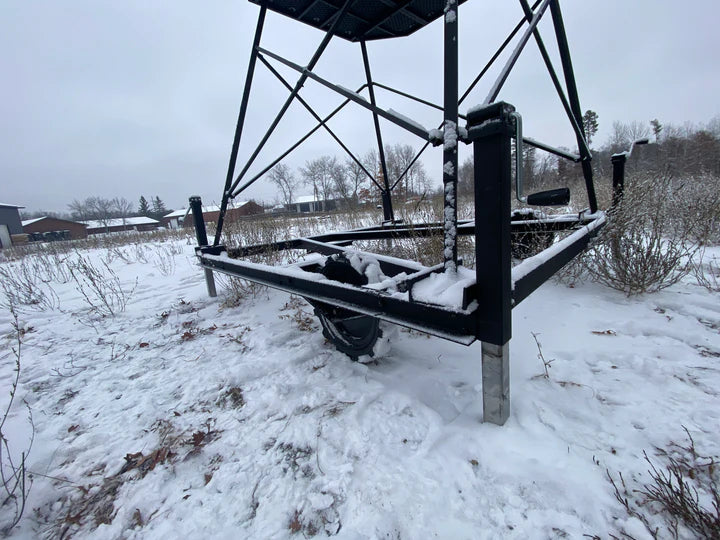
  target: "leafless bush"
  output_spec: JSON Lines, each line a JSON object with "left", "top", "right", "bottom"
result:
{"left": 68, "top": 256, "right": 136, "bottom": 317}
{"left": 585, "top": 175, "right": 703, "bottom": 295}
{"left": 667, "top": 174, "right": 720, "bottom": 246}
{"left": 0, "top": 307, "right": 34, "bottom": 534}
{"left": 693, "top": 250, "right": 720, "bottom": 292}
{"left": 607, "top": 428, "right": 719, "bottom": 539}
{"left": 0, "top": 261, "right": 60, "bottom": 312}
{"left": 217, "top": 275, "right": 268, "bottom": 308}
{"left": 132, "top": 243, "right": 149, "bottom": 264}
{"left": 150, "top": 245, "right": 176, "bottom": 276}
{"left": 1, "top": 228, "right": 194, "bottom": 263}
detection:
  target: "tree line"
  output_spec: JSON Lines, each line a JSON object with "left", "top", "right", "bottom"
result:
{"left": 267, "top": 143, "right": 432, "bottom": 210}
{"left": 456, "top": 111, "right": 720, "bottom": 200}
{"left": 21, "top": 196, "right": 172, "bottom": 223}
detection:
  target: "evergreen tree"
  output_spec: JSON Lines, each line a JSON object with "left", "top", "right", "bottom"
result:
{"left": 151, "top": 196, "right": 168, "bottom": 220}
{"left": 138, "top": 195, "right": 150, "bottom": 216}
{"left": 582, "top": 110, "right": 599, "bottom": 146}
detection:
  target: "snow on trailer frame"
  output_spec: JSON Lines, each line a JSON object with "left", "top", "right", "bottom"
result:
{"left": 192, "top": 0, "right": 617, "bottom": 425}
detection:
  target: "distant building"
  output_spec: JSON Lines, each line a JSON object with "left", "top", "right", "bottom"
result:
{"left": 22, "top": 216, "right": 88, "bottom": 241}
{"left": 287, "top": 195, "right": 337, "bottom": 213}
{"left": 0, "top": 203, "right": 25, "bottom": 248}
{"left": 81, "top": 216, "right": 160, "bottom": 235}
{"left": 163, "top": 200, "right": 264, "bottom": 229}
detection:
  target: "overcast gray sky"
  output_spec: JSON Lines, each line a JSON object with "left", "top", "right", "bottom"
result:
{"left": 2, "top": 1, "right": 719, "bottom": 213}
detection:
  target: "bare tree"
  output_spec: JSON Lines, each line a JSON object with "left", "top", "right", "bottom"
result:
{"left": 626, "top": 120, "right": 650, "bottom": 143}
{"left": 112, "top": 197, "right": 134, "bottom": 229}
{"left": 341, "top": 157, "right": 371, "bottom": 207}
{"left": 383, "top": 143, "right": 428, "bottom": 199}
{"left": 267, "top": 163, "right": 298, "bottom": 207}
{"left": 330, "top": 161, "right": 352, "bottom": 207}
{"left": 609, "top": 121, "right": 630, "bottom": 154}
{"left": 458, "top": 157, "right": 474, "bottom": 200}
{"left": 301, "top": 156, "right": 337, "bottom": 211}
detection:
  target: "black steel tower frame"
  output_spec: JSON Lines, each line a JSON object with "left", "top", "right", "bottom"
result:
{"left": 193, "top": 0, "right": 608, "bottom": 425}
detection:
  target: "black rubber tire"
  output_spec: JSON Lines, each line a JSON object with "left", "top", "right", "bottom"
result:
{"left": 314, "top": 306, "right": 382, "bottom": 361}
{"left": 309, "top": 254, "right": 381, "bottom": 361}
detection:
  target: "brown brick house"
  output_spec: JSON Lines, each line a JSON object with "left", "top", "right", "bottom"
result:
{"left": 22, "top": 216, "right": 88, "bottom": 240}
{"left": 163, "top": 200, "right": 264, "bottom": 229}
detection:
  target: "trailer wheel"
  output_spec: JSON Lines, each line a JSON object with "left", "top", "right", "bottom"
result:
{"left": 310, "top": 254, "right": 382, "bottom": 361}
{"left": 314, "top": 306, "right": 382, "bottom": 361}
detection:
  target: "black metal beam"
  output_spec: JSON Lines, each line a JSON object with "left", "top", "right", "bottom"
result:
{"left": 373, "top": 82, "right": 466, "bottom": 119}
{"left": 256, "top": 46, "right": 432, "bottom": 141}
{"left": 231, "top": 84, "right": 384, "bottom": 197}
{"left": 214, "top": 6, "right": 266, "bottom": 246}
{"left": 443, "top": 0, "right": 459, "bottom": 270}
{"left": 198, "top": 252, "right": 479, "bottom": 343}
{"left": 257, "top": 53, "right": 376, "bottom": 188}
{"left": 522, "top": 136, "right": 581, "bottom": 162}
{"left": 471, "top": 102, "right": 514, "bottom": 345}
{"left": 549, "top": 0, "right": 598, "bottom": 213}
{"left": 459, "top": 0, "right": 542, "bottom": 105}
{"left": 361, "top": 41, "right": 394, "bottom": 221}
{"left": 484, "top": 0, "right": 552, "bottom": 105}
{"left": 518, "top": 0, "right": 590, "bottom": 160}
{"left": 512, "top": 215, "right": 605, "bottom": 305}
{"left": 226, "top": 0, "right": 353, "bottom": 198}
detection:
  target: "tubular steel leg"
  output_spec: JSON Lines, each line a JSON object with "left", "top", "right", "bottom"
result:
{"left": 443, "top": 0, "right": 459, "bottom": 271}
{"left": 482, "top": 342, "right": 510, "bottom": 425}
{"left": 190, "top": 196, "right": 217, "bottom": 298}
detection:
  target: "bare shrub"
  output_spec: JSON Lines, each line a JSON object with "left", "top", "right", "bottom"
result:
{"left": 694, "top": 250, "right": 720, "bottom": 292}
{"left": 0, "top": 307, "right": 34, "bottom": 534}
{"left": 278, "top": 296, "right": 315, "bottom": 332}
{"left": 217, "top": 275, "right": 268, "bottom": 308}
{"left": 667, "top": 174, "right": 720, "bottom": 246}
{"left": 585, "top": 175, "right": 703, "bottom": 295}
{"left": 150, "top": 245, "right": 176, "bottom": 276}
{"left": 0, "top": 261, "right": 60, "bottom": 312}
{"left": 607, "top": 428, "right": 719, "bottom": 539}
{"left": 68, "top": 255, "right": 136, "bottom": 317}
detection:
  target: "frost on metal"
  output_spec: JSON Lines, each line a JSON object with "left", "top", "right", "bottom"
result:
{"left": 444, "top": 0, "right": 457, "bottom": 24}
{"left": 429, "top": 128, "right": 443, "bottom": 141}
{"left": 337, "top": 85, "right": 368, "bottom": 103}
{"left": 443, "top": 120, "right": 458, "bottom": 151}
{"left": 386, "top": 108, "right": 429, "bottom": 134}
{"left": 443, "top": 161, "right": 455, "bottom": 177}
{"left": 443, "top": 182, "right": 457, "bottom": 271}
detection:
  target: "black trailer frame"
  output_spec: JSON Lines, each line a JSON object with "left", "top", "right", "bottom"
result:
{"left": 193, "top": 0, "right": 610, "bottom": 425}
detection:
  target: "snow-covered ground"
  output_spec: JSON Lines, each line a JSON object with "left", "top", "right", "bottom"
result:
{"left": 1, "top": 237, "right": 718, "bottom": 539}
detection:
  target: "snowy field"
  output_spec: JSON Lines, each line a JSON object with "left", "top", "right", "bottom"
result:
{"left": 1, "top": 233, "right": 719, "bottom": 539}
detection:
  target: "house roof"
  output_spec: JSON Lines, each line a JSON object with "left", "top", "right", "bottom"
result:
{"left": 0, "top": 203, "right": 25, "bottom": 209}
{"left": 81, "top": 217, "right": 159, "bottom": 229}
{"left": 22, "top": 216, "right": 87, "bottom": 227}
{"left": 163, "top": 201, "right": 250, "bottom": 219}
{"left": 21, "top": 217, "right": 46, "bottom": 226}
{"left": 293, "top": 195, "right": 320, "bottom": 204}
